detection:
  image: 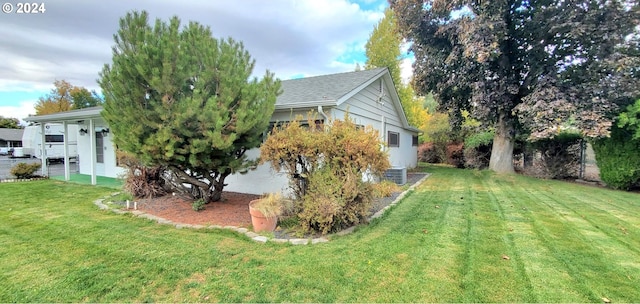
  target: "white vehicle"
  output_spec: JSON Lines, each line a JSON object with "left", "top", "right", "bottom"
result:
{"left": 22, "top": 123, "right": 78, "bottom": 160}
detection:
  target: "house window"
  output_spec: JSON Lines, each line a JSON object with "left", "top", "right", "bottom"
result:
{"left": 412, "top": 135, "right": 419, "bottom": 147}
{"left": 96, "top": 132, "right": 104, "bottom": 163}
{"left": 388, "top": 131, "right": 399, "bottom": 147}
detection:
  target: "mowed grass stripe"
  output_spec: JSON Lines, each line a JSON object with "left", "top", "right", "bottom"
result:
{"left": 487, "top": 176, "right": 594, "bottom": 302}
{"left": 408, "top": 168, "right": 472, "bottom": 302}
{"left": 478, "top": 174, "right": 538, "bottom": 302}
{"left": 546, "top": 184, "right": 640, "bottom": 250}
{"left": 437, "top": 170, "right": 520, "bottom": 302}
{"left": 522, "top": 180, "right": 640, "bottom": 302}
{"left": 331, "top": 170, "right": 468, "bottom": 302}
{"left": 497, "top": 175, "right": 640, "bottom": 302}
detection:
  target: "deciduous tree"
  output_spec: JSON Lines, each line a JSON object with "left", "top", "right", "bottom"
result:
{"left": 34, "top": 80, "right": 103, "bottom": 114}
{"left": 392, "top": 0, "right": 640, "bottom": 173}
{"left": 34, "top": 80, "right": 74, "bottom": 115}
{"left": 365, "top": 8, "right": 429, "bottom": 132}
{"left": 70, "top": 87, "right": 103, "bottom": 109}
{"left": 99, "top": 11, "right": 281, "bottom": 202}
{"left": 0, "top": 116, "right": 21, "bottom": 129}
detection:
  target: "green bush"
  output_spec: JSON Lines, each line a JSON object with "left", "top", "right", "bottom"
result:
{"left": 192, "top": 198, "right": 205, "bottom": 212}
{"left": 592, "top": 126, "right": 640, "bottom": 190}
{"left": 464, "top": 131, "right": 495, "bottom": 149}
{"left": 10, "top": 163, "right": 41, "bottom": 179}
{"left": 464, "top": 131, "right": 494, "bottom": 169}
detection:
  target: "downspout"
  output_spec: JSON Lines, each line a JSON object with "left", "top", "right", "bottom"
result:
{"left": 381, "top": 115, "right": 386, "bottom": 151}
{"left": 317, "top": 105, "right": 329, "bottom": 123}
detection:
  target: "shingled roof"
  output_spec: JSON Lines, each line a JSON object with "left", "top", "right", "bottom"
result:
{"left": 24, "top": 68, "right": 400, "bottom": 123}
{"left": 0, "top": 128, "right": 24, "bottom": 142}
{"left": 276, "top": 67, "right": 388, "bottom": 107}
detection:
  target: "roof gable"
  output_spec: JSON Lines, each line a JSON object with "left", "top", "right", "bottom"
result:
{"left": 276, "top": 68, "right": 387, "bottom": 107}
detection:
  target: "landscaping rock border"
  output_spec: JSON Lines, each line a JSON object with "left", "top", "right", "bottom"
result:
{"left": 95, "top": 173, "right": 430, "bottom": 245}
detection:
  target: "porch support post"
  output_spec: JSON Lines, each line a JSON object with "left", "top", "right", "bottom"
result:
{"left": 39, "top": 123, "right": 47, "bottom": 175}
{"left": 63, "top": 121, "right": 70, "bottom": 181}
{"left": 89, "top": 119, "right": 97, "bottom": 185}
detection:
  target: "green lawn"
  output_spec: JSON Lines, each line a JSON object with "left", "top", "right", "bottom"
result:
{"left": 1, "top": 166, "right": 639, "bottom": 302}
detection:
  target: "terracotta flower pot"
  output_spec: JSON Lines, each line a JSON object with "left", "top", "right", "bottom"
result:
{"left": 249, "top": 199, "right": 278, "bottom": 232}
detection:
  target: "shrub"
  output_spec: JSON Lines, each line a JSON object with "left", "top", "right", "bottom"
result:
{"left": 299, "top": 166, "right": 373, "bottom": 234}
{"left": 529, "top": 132, "right": 582, "bottom": 179}
{"left": 464, "top": 131, "right": 493, "bottom": 169}
{"left": 192, "top": 198, "right": 205, "bottom": 212}
{"left": 10, "top": 163, "right": 41, "bottom": 179}
{"left": 446, "top": 142, "right": 465, "bottom": 168}
{"left": 372, "top": 180, "right": 401, "bottom": 198}
{"left": 417, "top": 142, "right": 443, "bottom": 163}
{"left": 118, "top": 151, "right": 167, "bottom": 198}
{"left": 592, "top": 126, "right": 640, "bottom": 190}
{"left": 260, "top": 113, "right": 389, "bottom": 234}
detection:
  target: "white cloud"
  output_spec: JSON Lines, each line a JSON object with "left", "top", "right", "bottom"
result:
{"left": 0, "top": 0, "right": 394, "bottom": 119}
{"left": 0, "top": 100, "right": 37, "bottom": 124}
{"left": 399, "top": 40, "right": 414, "bottom": 85}
{"left": 400, "top": 57, "right": 414, "bottom": 85}
{"left": 0, "top": 0, "right": 386, "bottom": 83}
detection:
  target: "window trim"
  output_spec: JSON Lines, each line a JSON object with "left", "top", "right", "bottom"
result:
{"left": 388, "top": 131, "right": 399, "bottom": 147}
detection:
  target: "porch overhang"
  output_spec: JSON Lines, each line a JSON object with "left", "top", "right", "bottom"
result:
{"left": 23, "top": 106, "right": 105, "bottom": 186}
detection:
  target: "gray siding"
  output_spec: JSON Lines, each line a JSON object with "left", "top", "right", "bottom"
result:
{"left": 336, "top": 79, "right": 403, "bottom": 127}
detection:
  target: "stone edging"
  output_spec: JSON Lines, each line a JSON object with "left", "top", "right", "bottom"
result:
{"left": 369, "top": 173, "right": 430, "bottom": 221}
{"left": 94, "top": 173, "right": 430, "bottom": 245}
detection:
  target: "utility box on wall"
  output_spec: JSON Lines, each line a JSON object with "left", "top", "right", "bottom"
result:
{"left": 384, "top": 167, "right": 407, "bottom": 185}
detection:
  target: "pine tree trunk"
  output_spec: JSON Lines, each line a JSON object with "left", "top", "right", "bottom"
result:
{"left": 207, "top": 170, "right": 231, "bottom": 203}
{"left": 489, "top": 114, "right": 515, "bottom": 174}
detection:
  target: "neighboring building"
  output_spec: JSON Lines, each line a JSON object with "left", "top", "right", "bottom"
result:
{"left": 0, "top": 128, "right": 24, "bottom": 154}
{"left": 23, "top": 68, "right": 421, "bottom": 191}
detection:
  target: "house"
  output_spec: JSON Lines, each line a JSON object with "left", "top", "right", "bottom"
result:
{"left": 23, "top": 68, "right": 420, "bottom": 191}
{"left": 0, "top": 128, "right": 24, "bottom": 154}
{"left": 225, "top": 67, "right": 420, "bottom": 193}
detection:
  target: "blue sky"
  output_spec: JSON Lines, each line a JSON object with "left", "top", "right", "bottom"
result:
{"left": 0, "top": 0, "right": 413, "bottom": 124}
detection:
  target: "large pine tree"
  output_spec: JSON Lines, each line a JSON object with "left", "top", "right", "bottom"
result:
{"left": 99, "top": 11, "right": 281, "bottom": 202}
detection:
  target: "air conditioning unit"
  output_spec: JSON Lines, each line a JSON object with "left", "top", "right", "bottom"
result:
{"left": 384, "top": 167, "right": 407, "bottom": 185}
